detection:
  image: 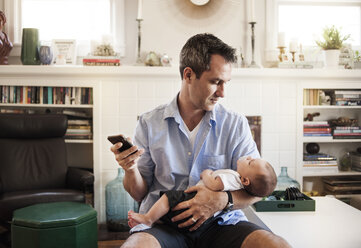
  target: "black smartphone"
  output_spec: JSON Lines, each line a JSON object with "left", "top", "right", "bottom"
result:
{"left": 107, "top": 134, "right": 138, "bottom": 154}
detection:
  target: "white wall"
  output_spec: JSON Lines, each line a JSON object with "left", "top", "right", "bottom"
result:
{"left": 122, "top": 0, "right": 267, "bottom": 66}
{"left": 2, "top": 0, "right": 268, "bottom": 66}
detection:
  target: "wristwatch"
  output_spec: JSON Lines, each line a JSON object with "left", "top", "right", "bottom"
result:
{"left": 223, "top": 191, "right": 234, "bottom": 212}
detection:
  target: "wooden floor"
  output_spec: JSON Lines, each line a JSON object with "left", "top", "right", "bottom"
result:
{"left": 98, "top": 239, "right": 126, "bottom": 248}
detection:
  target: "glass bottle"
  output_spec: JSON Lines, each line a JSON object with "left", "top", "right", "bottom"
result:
{"left": 339, "top": 152, "right": 352, "bottom": 171}
{"left": 275, "top": 166, "right": 300, "bottom": 191}
{"left": 105, "top": 168, "right": 138, "bottom": 231}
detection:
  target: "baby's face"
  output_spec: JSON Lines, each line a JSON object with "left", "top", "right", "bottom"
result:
{"left": 236, "top": 156, "right": 268, "bottom": 178}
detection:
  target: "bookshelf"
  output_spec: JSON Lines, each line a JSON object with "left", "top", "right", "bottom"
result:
{"left": 0, "top": 84, "right": 95, "bottom": 172}
{"left": 298, "top": 84, "right": 361, "bottom": 199}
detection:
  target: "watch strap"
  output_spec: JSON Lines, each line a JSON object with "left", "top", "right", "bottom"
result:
{"left": 223, "top": 191, "right": 234, "bottom": 212}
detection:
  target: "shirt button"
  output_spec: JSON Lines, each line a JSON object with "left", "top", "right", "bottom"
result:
{"left": 188, "top": 152, "right": 192, "bottom": 156}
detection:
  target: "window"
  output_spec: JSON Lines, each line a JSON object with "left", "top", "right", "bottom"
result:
{"left": 4, "top": 0, "right": 125, "bottom": 56}
{"left": 22, "top": 0, "right": 111, "bottom": 42}
{"left": 278, "top": 2, "right": 361, "bottom": 47}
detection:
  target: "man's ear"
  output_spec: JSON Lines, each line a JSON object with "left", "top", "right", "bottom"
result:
{"left": 183, "top": 67, "right": 193, "bottom": 83}
{"left": 241, "top": 176, "right": 250, "bottom": 186}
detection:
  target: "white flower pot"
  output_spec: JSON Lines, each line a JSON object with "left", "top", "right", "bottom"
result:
{"left": 323, "top": 49, "right": 340, "bottom": 69}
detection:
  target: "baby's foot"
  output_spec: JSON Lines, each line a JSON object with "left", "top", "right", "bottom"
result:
{"left": 128, "top": 210, "right": 153, "bottom": 228}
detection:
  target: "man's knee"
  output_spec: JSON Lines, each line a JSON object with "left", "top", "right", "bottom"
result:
{"left": 241, "top": 230, "right": 291, "bottom": 248}
{"left": 121, "top": 232, "right": 161, "bottom": 248}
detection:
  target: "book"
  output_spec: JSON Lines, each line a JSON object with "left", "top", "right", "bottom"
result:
{"left": 303, "top": 121, "right": 329, "bottom": 126}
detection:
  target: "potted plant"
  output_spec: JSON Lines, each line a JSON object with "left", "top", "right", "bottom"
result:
{"left": 354, "top": 50, "right": 361, "bottom": 69}
{"left": 315, "top": 25, "right": 350, "bottom": 68}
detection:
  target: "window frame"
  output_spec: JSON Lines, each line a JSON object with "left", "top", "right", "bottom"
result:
{"left": 3, "top": 0, "right": 126, "bottom": 57}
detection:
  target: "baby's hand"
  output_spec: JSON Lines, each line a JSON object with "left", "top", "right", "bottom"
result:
{"left": 200, "top": 169, "right": 213, "bottom": 179}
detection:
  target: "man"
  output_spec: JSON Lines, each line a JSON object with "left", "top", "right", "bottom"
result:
{"left": 111, "top": 33, "right": 290, "bottom": 248}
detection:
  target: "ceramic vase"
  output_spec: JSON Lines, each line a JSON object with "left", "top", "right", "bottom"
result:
{"left": 21, "top": 28, "right": 40, "bottom": 65}
{"left": 39, "top": 45, "right": 53, "bottom": 65}
{"left": 105, "top": 168, "right": 138, "bottom": 231}
{"left": 275, "top": 167, "right": 300, "bottom": 191}
{"left": 324, "top": 49, "right": 340, "bottom": 69}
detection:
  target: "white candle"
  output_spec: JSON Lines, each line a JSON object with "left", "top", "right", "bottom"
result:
{"left": 278, "top": 32, "right": 286, "bottom": 47}
{"left": 289, "top": 40, "right": 298, "bottom": 52}
{"left": 137, "top": 0, "right": 143, "bottom": 20}
{"left": 250, "top": 0, "right": 255, "bottom": 22}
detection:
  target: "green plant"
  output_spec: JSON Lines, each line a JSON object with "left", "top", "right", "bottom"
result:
{"left": 315, "top": 25, "right": 350, "bottom": 50}
{"left": 354, "top": 50, "right": 361, "bottom": 62}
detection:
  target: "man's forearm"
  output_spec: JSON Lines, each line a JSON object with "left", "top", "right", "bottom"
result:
{"left": 231, "top": 189, "right": 261, "bottom": 209}
{"left": 123, "top": 167, "right": 148, "bottom": 202}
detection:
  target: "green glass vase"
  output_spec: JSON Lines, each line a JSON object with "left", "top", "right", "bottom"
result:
{"left": 105, "top": 168, "right": 139, "bottom": 231}
{"left": 21, "top": 28, "right": 40, "bottom": 65}
{"left": 275, "top": 166, "right": 300, "bottom": 191}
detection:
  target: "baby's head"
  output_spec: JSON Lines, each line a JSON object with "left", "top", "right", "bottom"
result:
{"left": 236, "top": 156, "right": 277, "bottom": 197}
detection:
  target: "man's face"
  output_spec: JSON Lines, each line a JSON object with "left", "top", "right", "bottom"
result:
{"left": 189, "top": 54, "right": 232, "bottom": 112}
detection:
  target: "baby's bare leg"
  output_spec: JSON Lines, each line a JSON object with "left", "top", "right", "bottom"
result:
{"left": 128, "top": 194, "right": 170, "bottom": 228}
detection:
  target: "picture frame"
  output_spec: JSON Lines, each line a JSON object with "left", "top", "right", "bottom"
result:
{"left": 52, "top": 39, "right": 77, "bottom": 65}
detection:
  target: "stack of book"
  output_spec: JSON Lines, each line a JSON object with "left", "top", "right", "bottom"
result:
{"left": 323, "top": 177, "right": 361, "bottom": 195}
{"left": 82, "top": 56, "right": 121, "bottom": 66}
{"left": 63, "top": 110, "right": 92, "bottom": 140}
{"left": 304, "top": 121, "right": 332, "bottom": 137}
{"left": 303, "top": 153, "right": 338, "bottom": 173}
{"left": 66, "top": 119, "right": 92, "bottom": 140}
{"left": 334, "top": 90, "right": 361, "bottom": 106}
{"left": 350, "top": 152, "right": 361, "bottom": 172}
{"left": 333, "top": 126, "right": 361, "bottom": 139}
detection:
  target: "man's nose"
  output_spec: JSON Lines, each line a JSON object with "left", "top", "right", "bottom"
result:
{"left": 215, "top": 84, "right": 225, "bottom": 98}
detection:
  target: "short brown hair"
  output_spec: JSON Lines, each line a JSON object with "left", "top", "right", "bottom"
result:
{"left": 179, "top": 33, "right": 237, "bottom": 80}
{"left": 244, "top": 162, "right": 277, "bottom": 197}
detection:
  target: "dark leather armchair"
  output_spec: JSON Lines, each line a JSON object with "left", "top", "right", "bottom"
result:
{"left": 0, "top": 113, "right": 94, "bottom": 229}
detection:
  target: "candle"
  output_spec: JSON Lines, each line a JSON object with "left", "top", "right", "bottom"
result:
{"left": 250, "top": 0, "right": 255, "bottom": 22}
{"left": 278, "top": 32, "right": 286, "bottom": 47}
{"left": 137, "top": 0, "right": 143, "bottom": 20}
{"left": 289, "top": 40, "right": 298, "bottom": 52}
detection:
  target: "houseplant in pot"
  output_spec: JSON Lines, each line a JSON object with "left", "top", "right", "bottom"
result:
{"left": 315, "top": 25, "right": 350, "bottom": 68}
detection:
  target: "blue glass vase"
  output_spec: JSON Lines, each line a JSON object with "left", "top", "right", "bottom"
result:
{"left": 105, "top": 168, "right": 139, "bottom": 231}
{"left": 39, "top": 45, "right": 53, "bottom": 65}
{"left": 275, "top": 167, "right": 300, "bottom": 191}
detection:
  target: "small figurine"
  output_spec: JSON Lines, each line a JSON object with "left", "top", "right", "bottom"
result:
{"left": 0, "top": 11, "right": 13, "bottom": 65}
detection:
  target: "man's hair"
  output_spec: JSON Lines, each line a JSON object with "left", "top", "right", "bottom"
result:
{"left": 179, "top": 33, "right": 237, "bottom": 79}
{"left": 244, "top": 162, "right": 277, "bottom": 197}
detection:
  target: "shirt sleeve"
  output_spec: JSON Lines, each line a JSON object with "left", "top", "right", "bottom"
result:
{"left": 214, "top": 170, "right": 243, "bottom": 191}
{"left": 133, "top": 115, "right": 155, "bottom": 189}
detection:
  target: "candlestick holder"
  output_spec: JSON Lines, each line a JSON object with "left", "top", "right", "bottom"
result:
{"left": 277, "top": 46, "right": 286, "bottom": 62}
{"left": 135, "top": 18, "right": 143, "bottom": 65}
{"left": 290, "top": 51, "right": 296, "bottom": 62}
{"left": 248, "top": 22, "right": 260, "bottom": 68}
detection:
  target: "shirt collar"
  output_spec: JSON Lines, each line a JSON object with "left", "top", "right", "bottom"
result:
{"left": 163, "top": 93, "right": 217, "bottom": 126}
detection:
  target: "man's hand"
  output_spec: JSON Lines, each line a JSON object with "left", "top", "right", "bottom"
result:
{"left": 171, "top": 185, "right": 227, "bottom": 231}
{"left": 110, "top": 137, "right": 144, "bottom": 172}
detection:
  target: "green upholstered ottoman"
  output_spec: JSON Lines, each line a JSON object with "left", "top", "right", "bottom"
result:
{"left": 11, "top": 202, "right": 97, "bottom": 248}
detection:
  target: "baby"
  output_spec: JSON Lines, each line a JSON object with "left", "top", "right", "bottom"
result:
{"left": 128, "top": 156, "right": 277, "bottom": 230}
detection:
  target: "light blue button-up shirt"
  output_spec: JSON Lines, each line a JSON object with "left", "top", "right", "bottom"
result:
{"left": 134, "top": 95, "right": 260, "bottom": 225}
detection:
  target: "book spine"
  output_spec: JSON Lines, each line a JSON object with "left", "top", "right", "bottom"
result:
{"left": 48, "top": 87, "right": 52, "bottom": 104}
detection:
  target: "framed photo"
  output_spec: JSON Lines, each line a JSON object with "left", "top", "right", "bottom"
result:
{"left": 52, "top": 39, "right": 77, "bottom": 65}
{"left": 246, "top": 116, "right": 261, "bottom": 155}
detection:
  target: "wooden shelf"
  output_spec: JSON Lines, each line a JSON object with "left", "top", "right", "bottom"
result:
{"left": 303, "top": 170, "right": 361, "bottom": 177}
{"left": 303, "top": 137, "right": 361, "bottom": 143}
{"left": 65, "top": 139, "right": 93, "bottom": 144}
{"left": 0, "top": 103, "right": 93, "bottom": 108}
{"left": 303, "top": 105, "right": 361, "bottom": 109}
